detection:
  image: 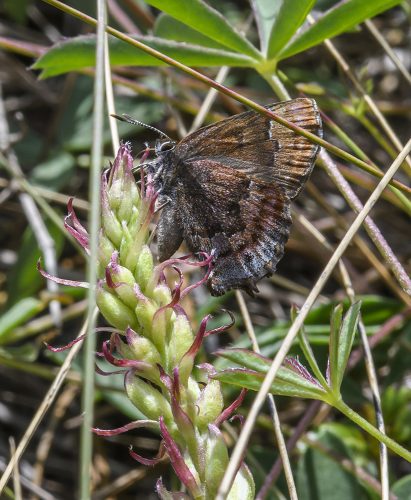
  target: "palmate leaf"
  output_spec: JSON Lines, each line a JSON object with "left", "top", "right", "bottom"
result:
{"left": 278, "top": 0, "right": 403, "bottom": 60}
{"left": 32, "top": 34, "right": 254, "bottom": 78}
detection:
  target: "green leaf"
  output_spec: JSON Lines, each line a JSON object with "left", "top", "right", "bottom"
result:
{"left": 250, "top": 0, "right": 282, "bottom": 55}
{"left": 143, "top": 0, "right": 260, "bottom": 59}
{"left": 392, "top": 474, "right": 411, "bottom": 500}
{"left": 305, "top": 295, "right": 399, "bottom": 325}
{"left": 216, "top": 347, "right": 271, "bottom": 372}
{"left": 266, "top": 0, "right": 316, "bottom": 59}
{"left": 278, "top": 0, "right": 402, "bottom": 60}
{"left": 328, "top": 303, "right": 343, "bottom": 392}
{"left": 214, "top": 364, "right": 328, "bottom": 401}
{"left": 32, "top": 34, "right": 254, "bottom": 78}
{"left": 0, "top": 298, "right": 44, "bottom": 344}
{"left": 297, "top": 430, "right": 364, "bottom": 499}
{"left": 297, "top": 322, "right": 328, "bottom": 389}
{"left": 154, "top": 13, "right": 227, "bottom": 50}
{"left": 330, "top": 302, "right": 361, "bottom": 392}
{"left": 380, "top": 387, "right": 411, "bottom": 443}
{"left": 7, "top": 221, "right": 64, "bottom": 306}
{"left": 0, "top": 343, "right": 40, "bottom": 362}
{"left": 320, "top": 422, "right": 368, "bottom": 455}
{"left": 30, "top": 152, "right": 75, "bottom": 191}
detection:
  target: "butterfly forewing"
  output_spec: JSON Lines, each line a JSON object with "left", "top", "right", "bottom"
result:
{"left": 175, "top": 97, "right": 321, "bottom": 200}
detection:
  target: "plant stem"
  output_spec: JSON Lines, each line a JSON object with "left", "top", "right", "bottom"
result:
{"left": 334, "top": 399, "right": 411, "bottom": 462}
{"left": 79, "top": 0, "right": 106, "bottom": 496}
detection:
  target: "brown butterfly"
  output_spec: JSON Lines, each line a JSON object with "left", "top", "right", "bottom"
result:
{"left": 142, "top": 98, "right": 322, "bottom": 296}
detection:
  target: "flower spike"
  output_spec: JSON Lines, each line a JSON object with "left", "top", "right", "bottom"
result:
{"left": 40, "top": 144, "right": 252, "bottom": 496}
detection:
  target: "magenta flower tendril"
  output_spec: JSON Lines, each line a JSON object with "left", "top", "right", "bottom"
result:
{"left": 65, "top": 198, "right": 90, "bottom": 251}
{"left": 92, "top": 419, "right": 159, "bottom": 436}
{"left": 214, "top": 388, "right": 248, "bottom": 428}
{"left": 40, "top": 143, "right": 253, "bottom": 499}
{"left": 94, "top": 364, "right": 126, "bottom": 377}
{"left": 37, "top": 259, "right": 90, "bottom": 289}
{"left": 44, "top": 334, "right": 87, "bottom": 352}
{"left": 129, "top": 441, "right": 167, "bottom": 467}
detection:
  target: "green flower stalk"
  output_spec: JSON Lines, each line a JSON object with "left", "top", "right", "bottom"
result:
{"left": 58, "top": 143, "right": 255, "bottom": 499}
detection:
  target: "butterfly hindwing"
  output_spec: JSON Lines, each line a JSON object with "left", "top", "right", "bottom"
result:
{"left": 160, "top": 159, "right": 291, "bottom": 295}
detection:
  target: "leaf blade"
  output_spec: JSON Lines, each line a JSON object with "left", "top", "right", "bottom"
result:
{"left": 278, "top": 0, "right": 402, "bottom": 60}
{"left": 154, "top": 13, "right": 227, "bottom": 50}
{"left": 335, "top": 301, "right": 361, "bottom": 389}
{"left": 214, "top": 367, "right": 328, "bottom": 401}
{"left": 266, "top": 0, "right": 316, "bottom": 59}
{"left": 0, "top": 298, "right": 44, "bottom": 344}
{"left": 144, "top": 0, "right": 260, "bottom": 59}
{"left": 328, "top": 304, "right": 343, "bottom": 392}
{"left": 250, "top": 0, "right": 282, "bottom": 55}
{"left": 32, "top": 35, "right": 254, "bottom": 78}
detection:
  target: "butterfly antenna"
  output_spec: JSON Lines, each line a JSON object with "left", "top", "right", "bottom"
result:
{"left": 112, "top": 113, "right": 173, "bottom": 142}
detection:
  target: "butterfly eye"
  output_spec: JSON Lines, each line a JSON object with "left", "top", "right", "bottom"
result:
{"left": 158, "top": 141, "right": 175, "bottom": 153}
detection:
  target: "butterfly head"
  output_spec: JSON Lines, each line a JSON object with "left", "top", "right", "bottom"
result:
{"left": 154, "top": 139, "right": 176, "bottom": 156}
{"left": 147, "top": 139, "right": 179, "bottom": 194}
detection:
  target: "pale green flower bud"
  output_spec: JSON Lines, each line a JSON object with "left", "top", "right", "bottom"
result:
{"left": 169, "top": 315, "right": 194, "bottom": 383}
{"left": 96, "top": 286, "right": 138, "bottom": 331}
{"left": 205, "top": 425, "right": 229, "bottom": 499}
{"left": 134, "top": 295, "right": 158, "bottom": 337}
{"left": 196, "top": 379, "right": 224, "bottom": 431}
{"left": 98, "top": 232, "right": 115, "bottom": 271}
{"left": 125, "top": 372, "right": 174, "bottom": 425}
{"left": 120, "top": 329, "right": 162, "bottom": 366}
{"left": 108, "top": 175, "right": 138, "bottom": 223}
{"left": 134, "top": 245, "right": 154, "bottom": 293}
{"left": 108, "top": 264, "right": 138, "bottom": 309}
{"left": 152, "top": 283, "right": 172, "bottom": 307}
{"left": 101, "top": 193, "right": 123, "bottom": 248}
